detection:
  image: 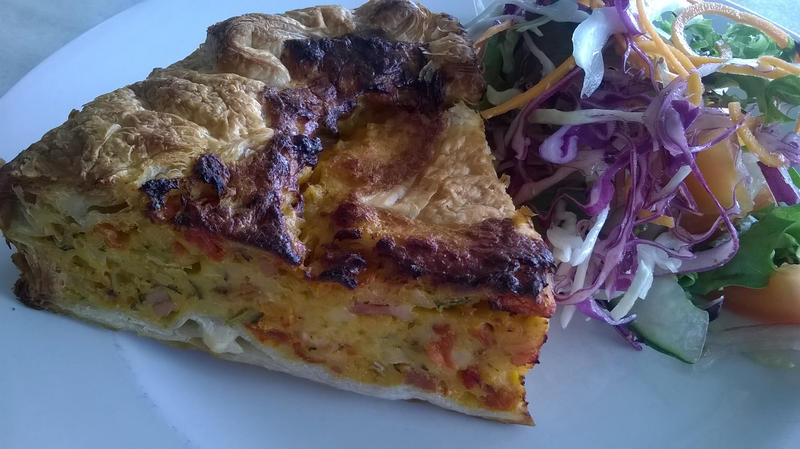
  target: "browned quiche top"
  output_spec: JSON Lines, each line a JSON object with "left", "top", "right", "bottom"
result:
{"left": 0, "top": 0, "right": 554, "bottom": 315}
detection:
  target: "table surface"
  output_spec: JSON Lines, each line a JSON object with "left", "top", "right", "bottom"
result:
{"left": 0, "top": 0, "right": 797, "bottom": 97}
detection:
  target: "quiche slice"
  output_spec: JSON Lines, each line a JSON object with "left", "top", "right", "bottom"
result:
{"left": 0, "top": 0, "right": 555, "bottom": 424}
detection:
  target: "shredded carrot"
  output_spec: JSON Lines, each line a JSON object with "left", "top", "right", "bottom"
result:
{"left": 728, "top": 102, "right": 786, "bottom": 167}
{"left": 671, "top": 1, "right": 791, "bottom": 65}
{"left": 666, "top": 42, "right": 697, "bottom": 72}
{"left": 635, "top": 38, "right": 702, "bottom": 103}
{"left": 714, "top": 62, "right": 791, "bottom": 79}
{"left": 635, "top": 0, "right": 689, "bottom": 77}
{"left": 758, "top": 55, "right": 800, "bottom": 76}
{"left": 633, "top": 37, "right": 682, "bottom": 78}
{"left": 637, "top": 209, "right": 675, "bottom": 228}
{"left": 656, "top": 49, "right": 795, "bottom": 79}
{"left": 481, "top": 56, "right": 576, "bottom": 119}
{"left": 795, "top": 116, "right": 800, "bottom": 135}
{"left": 473, "top": 20, "right": 515, "bottom": 59}
{"left": 687, "top": 72, "right": 703, "bottom": 105}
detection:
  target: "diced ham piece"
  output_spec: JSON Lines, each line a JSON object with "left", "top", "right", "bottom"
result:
{"left": 404, "top": 369, "right": 437, "bottom": 392}
{"left": 144, "top": 288, "right": 176, "bottom": 317}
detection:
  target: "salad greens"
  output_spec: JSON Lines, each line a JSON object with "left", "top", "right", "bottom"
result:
{"left": 690, "top": 205, "right": 800, "bottom": 295}
{"left": 656, "top": 14, "right": 796, "bottom": 61}
{"left": 707, "top": 73, "right": 800, "bottom": 124}
{"left": 655, "top": 13, "right": 718, "bottom": 56}
{"left": 472, "top": 0, "right": 800, "bottom": 363}
{"left": 723, "top": 24, "right": 797, "bottom": 61}
{"left": 482, "top": 20, "right": 577, "bottom": 97}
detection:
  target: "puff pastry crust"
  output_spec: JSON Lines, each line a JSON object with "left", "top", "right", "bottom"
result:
{"left": 0, "top": 0, "right": 555, "bottom": 424}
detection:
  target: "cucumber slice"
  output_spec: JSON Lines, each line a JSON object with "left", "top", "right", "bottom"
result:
{"left": 629, "top": 277, "right": 709, "bottom": 364}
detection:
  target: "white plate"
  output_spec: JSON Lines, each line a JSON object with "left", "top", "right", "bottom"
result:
{"left": 1, "top": 1, "right": 799, "bottom": 448}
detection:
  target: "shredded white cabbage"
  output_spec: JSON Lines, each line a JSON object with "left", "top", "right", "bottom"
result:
{"left": 548, "top": 203, "right": 609, "bottom": 266}
{"left": 467, "top": 0, "right": 588, "bottom": 35}
{"left": 528, "top": 108, "right": 645, "bottom": 125}
{"left": 656, "top": 165, "right": 692, "bottom": 197}
{"left": 506, "top": 0, "right": 589, "bottom": 23}
{"left": 546, "top": 202, "right": 583, "bottom": 263}
{"left": 741, "top": 152, "right": 768, "bottom": 203}
{"left": 570, "top": 206, "right": 610, "bottom": 266}
{"left": 560, "top": 254, "right": 593, "bottom": 328}
{"left": 560, "top": 305, "right": 577, "bottom": 328}
{"left": 522, "top": 31, "right": 556, "bottom": 77}
{"left": 516, "top": 16, "right": 552, "bottom": 37}
{"left": 486, "top": 85, "right": 524, "bottom": 106}
{"left": 473, "top": 0, "right": 486, "bottom": 15}
{"left": 549, "top": 203, "right": 610, "bottom": 328}
{"left": 610, "top": 258, "right": 654, "bottom": 320}
{"left": 609, "top": 234, "right": 684, "bottom": 320}
{"left": 572, "top": 7, "right": 626, "bottom": 98}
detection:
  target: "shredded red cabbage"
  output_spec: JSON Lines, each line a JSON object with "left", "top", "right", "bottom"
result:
{"left": 484, "top": 1, "right": 756, "bottom": 330}
{"left": 754, "top": 122, "right": 800, "bottom": 165}
{"left": 759, "top": 163, "right": 800, "bottom": 205}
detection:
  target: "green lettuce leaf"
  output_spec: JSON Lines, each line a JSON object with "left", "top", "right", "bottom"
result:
{"left": 656, "top": 13, "right": 796, "bottom": 61}
{"left": 722, "top": 24, "right": 796, "bottom": 62}
{"left": 763, "top": 75, "right": 800, "bottom": 122}
{"left": 655, "top": 13, "right": 721, "bottom": 56}
{"left": 705, "top": 72, "right": 769, "bottom": 110}
{"left": 481, "top": 20, "right": 577, "bottom": 108}
{"left": 789, "top": 167, "right": 800, "bottom": 189}
{"left": 690, "top": 205, "right": 800, "bottom": 295}
{"left": 704, "top": 73, "right": 800, "bottom": 124}
{"left": 683, "top": 18, "right": 721, "bottom": 57}
{"left": 482, "top": 31, "right": 521, "bottom": 92}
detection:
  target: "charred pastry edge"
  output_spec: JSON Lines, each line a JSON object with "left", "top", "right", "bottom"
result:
{"left": 328, "top": 198, "right": 555, "bottom": 306}
{"left": 13, "top": 278, "right": 48, "bottom": 310}
{"left": 139, "top": 33, "right": 447, "bottom": 266}
{"left": 140, "top": 178, "right": 182, "bottom": 211}
{"left": 130, "top": 15, "right": 553, "bottom": 302}
{"left": 138, "top": 33, "right": 441, "bottom": 264}
{"left": 194, "top": 153, "right": 230, "bottom": 196}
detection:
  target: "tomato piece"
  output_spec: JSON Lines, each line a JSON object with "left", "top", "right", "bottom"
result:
{"left": 458, "top": 366, "right": 482, "bottom": 389}
{"left": 426, "top": 324, "right": 455, "bottom": 368}
{"left": 723, "top": 264, "right": 800, "bottom": 325}
{"left": 469, "top": 322, "right": 496, "bottom": 348}
{"left": 246, "top": 326, "right": 291, "bottom": 344}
